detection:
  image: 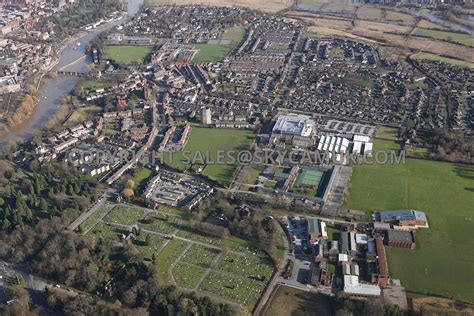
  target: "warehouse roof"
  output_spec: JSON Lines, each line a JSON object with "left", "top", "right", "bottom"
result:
{"left": 380, "top": 210, "right": 427, "bottom": 223}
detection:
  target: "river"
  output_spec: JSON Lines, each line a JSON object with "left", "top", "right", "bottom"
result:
{"left": 0, "top": 0, "right": 144, "bottom": 148}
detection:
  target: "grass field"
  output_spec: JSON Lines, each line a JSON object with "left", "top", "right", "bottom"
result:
{"left": 192, "top": 26, "right": 245, "bottom": 63}
{"left": 132, "top": 167, "right": 153, "bottom": 187}
{"left": 412, "top": 28, "right": 474, "bottom": 47}
{"left": 165, "top": 127, "right": 255, "bottom": 186}
{"left": 345, "top": 139, "right": 474, "bottom": 302}
{"left": 263, "top": 285, "right": 333, "bottom": 316}
{"left": 221, "top": 26, "right": 246, "bottom": 42}
{"left": 103, "top": 45, "right": 155, "bottom": 64}
{"left": 65, "top": 105, "right": 102, "bottom": 126}
{"left": 416, "top": 19, "right": 450, "bottom": 31}
{"left": 193, "top": 43, "right": 235, "bottom": 62}
{"left": 80, "top": 79, "right": 110, "bottom": 90}
{"left": 411, "top": 52, "right": 474, "bottom": 69}
{"left": 170, "top": 0, "right": 292, "bottom": 13}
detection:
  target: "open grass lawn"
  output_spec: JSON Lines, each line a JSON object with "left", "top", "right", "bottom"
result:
{"left": 345, "top": 139, "right": 474, "bottom": 302}
{"left": 103, "top": 205, "right": 145, "bottom": 226}
{"left": 221, "top": 26, "right": 246, "bottom": 42}
{"left": 376, "top": 125, "right": 399, "bottom": 141}
{"left": 155, "top": 239, "right": 190, "bottom": 283}
{"left": 412, "top": 28, "right": 474, "bottom": 47}
{"left": 65, "top": 105, "right": 102, "bottom": 127}
{"left": 103, "top": 45, "right": 155, "bottom": 64}
{"left": 193, "top": 43, "right": 235, "bottom": 62}
{"left": 132, "top": 167, "right": 153, "bottom": 187}
{"left": 80, "top": 79, "right": 110, "bottom": 90}
{"left": 264, "top": 285, "right": 333, "bottom": 316}
{"left": 411, "top": 52, "right": 473, "bottom": 69}
{"left": 172, "top": 262, "right": 206, "bottom": 289}
{"left": 165, "top": 127, "right": 255, "bottom": 186}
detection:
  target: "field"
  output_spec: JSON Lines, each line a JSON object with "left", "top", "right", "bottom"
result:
{"left": 411, "top": 28, "right": 474, "bottom": 47}
{"left": 165, "top": 127, "right": 255, "bottom": 186}
{"left": 263, "top": 285, "right": 333, "bottom": 316}
{"left": 170, "top": 0, "right": 293, "bottom": 13}
{"left": 193, "top": 27, "right": 245, "bottom": 63}
{"left": 131, "top": 167, "right": 153, "bottom": 189}
{"left": 221, "top": 26, "right": 246, "bottom": 42}
{"left": 65, "top": 105, "right": 102, "bottom": 126}
{"left": 416, "top": 19, "right": 450, "bottom": 31}
{"left": 193, "top": 43, "right": 235, "bottom": 62}
{"left": 103, "top": 45, "right": 155, "bottom": 64}
{"left": 285, "top": 10, "right": 474, "bottom": 62}
{"left": 345, "top": 139, "right": 474, "bottom": 302}
{"left": 411, "top": 52, "right": 474, "bottom": 69}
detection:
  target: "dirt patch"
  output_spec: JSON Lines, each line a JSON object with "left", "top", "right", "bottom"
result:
{"left": 412, "top": 297, "right": 474, "bottom": 315}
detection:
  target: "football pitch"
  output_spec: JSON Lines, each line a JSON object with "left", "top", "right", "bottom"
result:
{"left": 165, "top": 127, "right": 255, "bottom": 187}
{"left": 345, "top": 139, "right": 474, "bottom": 302}
{"left": 103, "top": 45, "right": 155, "bottom": 64}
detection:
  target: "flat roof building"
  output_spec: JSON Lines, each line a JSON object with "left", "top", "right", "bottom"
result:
{"left": 343, "top": 275, "right": 381, "bottom": 296}
{"left": 387, "top": 230, "right": 416, "bottom": 249}
{"left": 273, "top": 114, "right": 315, "bottom": 137}
{"left": 378, "top": 210, "right": 428, "bottom": 227}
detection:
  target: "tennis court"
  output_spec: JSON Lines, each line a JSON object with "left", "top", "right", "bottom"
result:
{"left": 296, "top": 169, "right": 324, "bottom": 186}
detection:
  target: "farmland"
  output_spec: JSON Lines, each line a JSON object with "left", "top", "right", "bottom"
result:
{"left": 103, "top": 45, "right": 155, "bottom": 64}
{"left": 411, "top": 52, "right": 474, "bottom": 69}
{"left": 164, "top": 127, "right": 255, "bottom": 186}
{"left": 345, "top": 139, "right": 474, "bottom": 302}
{"left": 170, "top": 0, "right": 293, "bottom": 13}
{"left": 411, "top": 28, "right": 474, "bottom": 47}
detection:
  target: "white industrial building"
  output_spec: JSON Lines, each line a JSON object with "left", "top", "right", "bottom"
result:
{"left": 317, "top": 134, "right": 350, "bottom": 154}
{"left": 273, "top": 114, "right": 315, "bottom": 137}
{"left": 343, "top": 275, "right": 381, "bottom": 296}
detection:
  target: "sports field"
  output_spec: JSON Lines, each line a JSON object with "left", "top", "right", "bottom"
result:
{"left": 345, "top": 139, "right": 474, "bottom": 302}
{"left": 165, "top": 127, "right": 255, "bottom": 187}
{"left": 103, "top": 45, "right": 155, "bottom": 64}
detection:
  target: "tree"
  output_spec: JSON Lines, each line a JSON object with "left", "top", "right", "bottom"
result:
{"left": 123, "top": 188, "right": 134, "bottom": 200}
{"left": 125, "top": 179, "right": 135, "bottom": 190}
{"left": 144, "top": 234, "right": 151, "bottom": 246}
{"left": 40, "top": 198, "right": 48, "bottom": 212}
